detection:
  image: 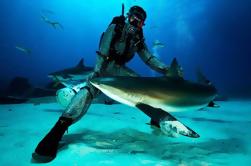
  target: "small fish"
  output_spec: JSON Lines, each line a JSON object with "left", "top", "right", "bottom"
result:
{"left": 15, "top": 45, "right": 32, "bottom": 55}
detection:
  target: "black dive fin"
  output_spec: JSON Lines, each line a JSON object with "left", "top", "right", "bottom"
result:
{"left": 136, "top": 103, "right": 200, "bottom": 138}
{"left": 76, "top": 58, "right": 84, "bottom": 68}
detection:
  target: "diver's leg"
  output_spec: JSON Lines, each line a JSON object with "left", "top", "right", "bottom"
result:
{"left": 32, "top": 82, "right": 99, "bottom": 163}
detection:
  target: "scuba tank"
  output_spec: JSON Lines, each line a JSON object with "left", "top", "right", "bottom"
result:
{"left": 56, "top": 82, "right": 86, "bottom": 108}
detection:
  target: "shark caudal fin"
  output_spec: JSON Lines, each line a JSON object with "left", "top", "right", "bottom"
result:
{"left": 166, "top": 58, "right": 184, "bottom": 79}
{"left": 136, "top": 103, "right": 200, "bottom": 138}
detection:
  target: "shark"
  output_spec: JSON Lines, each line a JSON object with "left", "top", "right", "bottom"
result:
{"left": 15, "top": 45, "right": 32, "bottom": 55}
{"left": 48, "top": 58, "right": 94, "bottom": 85}
{"left": 41, "top": 15, "right": 63, "bottom": 30}
{"left": 41, "top": 9, "right": 55, "bottom": 15}
{"left": 152, "top": 40, "right": 165, "bottom": 49}
{"left": 90, "top": 58, "right": 217, "bottom": 138}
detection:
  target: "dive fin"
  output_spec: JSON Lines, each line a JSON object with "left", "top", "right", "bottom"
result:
{"left": 136, "top": 103, "right": 200, "bottom": 138}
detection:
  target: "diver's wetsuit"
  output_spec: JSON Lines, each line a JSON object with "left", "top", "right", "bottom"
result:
{"left": 62, "top": 21, "right": 169, "bottom": 122}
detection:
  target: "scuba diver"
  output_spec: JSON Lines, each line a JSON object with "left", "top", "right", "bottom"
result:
{"left": 32, "top": 5, "right": 176, "bottom": 162}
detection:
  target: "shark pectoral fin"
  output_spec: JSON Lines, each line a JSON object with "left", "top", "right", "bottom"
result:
{"left": 207, "top": 100, "right": 220, "bottom": 108}
{"left": 51, "top": 23, "right": 57, "bottom": 29}
{"left": 136, "top": 103, "right": 200, "bottom": 138}
{"left": 52, "top": 81, "right": 61, "bottom": 88}
{"left": 57, "top": 23, "right": 64, "bottom": 30}
{"left": 62, "top": 74, "right": 70, "bottom": 79}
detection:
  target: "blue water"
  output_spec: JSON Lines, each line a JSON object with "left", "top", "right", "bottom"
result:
{"left": 0, "top": 0, "right": 251, "bottom": 96}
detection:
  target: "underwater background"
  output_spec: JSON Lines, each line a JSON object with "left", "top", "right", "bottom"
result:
{"left": 1, "top": 1, "right": 251, "bottom": 166}
{"left": 0, "top": 0, "right": 251, "bottom": 97}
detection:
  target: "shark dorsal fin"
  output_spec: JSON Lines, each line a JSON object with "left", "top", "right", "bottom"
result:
{"left": 196, "top": 68, "right": 212, "bottom": 86}
{"left": 166, "top": 58, "right": 183, "bottom": 79}
{"left": 76, "top": 58, "right": 84, "bottom": 68}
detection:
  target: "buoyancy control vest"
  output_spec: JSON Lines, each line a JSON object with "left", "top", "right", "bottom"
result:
{"left": 98, "top": 16, "right": 145, "bottom": 65}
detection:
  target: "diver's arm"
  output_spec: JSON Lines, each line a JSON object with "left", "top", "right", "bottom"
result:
{"left": 137, "top": 42, "right": 169, "bottom": 74}
{"left": 94, "top": 24, "right": 116, "bottom": 74}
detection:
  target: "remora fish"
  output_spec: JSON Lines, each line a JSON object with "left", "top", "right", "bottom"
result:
{"left": 90, "top": 59, "right": 217, "bottom": 138}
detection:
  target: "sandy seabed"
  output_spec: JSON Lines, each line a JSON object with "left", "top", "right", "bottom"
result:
{"left": 0, "top": 100, "right": 251, "bottom": 166}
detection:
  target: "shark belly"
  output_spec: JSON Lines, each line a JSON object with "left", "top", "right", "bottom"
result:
{"left": 91, "top": 82, "right": 207, "bottom": 112}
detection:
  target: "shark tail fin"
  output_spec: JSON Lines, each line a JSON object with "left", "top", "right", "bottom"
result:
{"left": 167, "top": 58, "right": 183, "bottom": 79}
{"left": 76, "top": 58, "right": 84, "bottom": 68}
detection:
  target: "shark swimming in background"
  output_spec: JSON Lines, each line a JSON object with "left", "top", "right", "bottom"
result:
{"left": 152, "top": 40, "right": 165, "bottom": 49}
{"left": 15, "top": 45, "right": 32, "bottom": 55}
{"left": 49, "top": 58, "right": 117, "bottom": 107}
{"left": 48, "top": 58, "right": 94, "bottom": 85}
{"left": 90, "top": 58, "right": 217, "bottom": 138}
{"left": 41, "top": 15, "right": 63, "bottom": 30}
{"left": 41, "top": 9, "right": 55, "bottom": 15}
